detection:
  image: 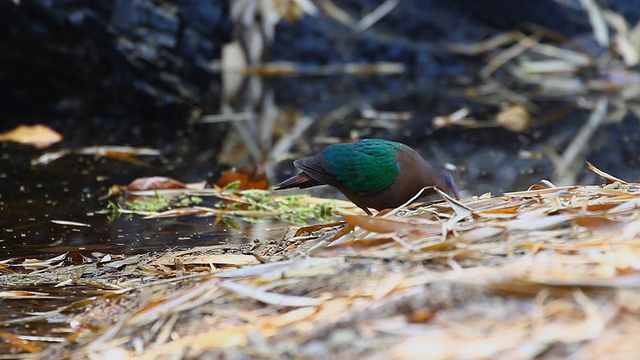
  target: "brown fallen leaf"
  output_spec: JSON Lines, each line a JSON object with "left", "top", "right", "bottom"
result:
{"left": 151, "top": 254, "right": 260, "bottom": 267}
{"left": 107, "top": 177, "right": 209, "bottom": 197}
{"left": 342, "top": 214, "right": 413, "bottom": 233}
{"left": 293, "top": 221, "right": 346, "bottom": 237}
{"left": 0, "top": 290, "right": 59, "bottom": 299}
{"left": 0, "top": 330, "right": 41, "bottom": 353}
{"left": 326, "top": 236, "right": 395, "bottom": 249}
{"left": 126, "top": 176, "right": 187, "bottom": 191}
{"left": 570, "top": 215, "right": 626, "bottom": 232}
{"left": 0, "top": 124, "right": 62, "bottom": 148}
{"left": 406, "top": 307, "right": 437, "bottom": 323}
{"left": 218, "top": 165, "right": 268, "bottom": 190}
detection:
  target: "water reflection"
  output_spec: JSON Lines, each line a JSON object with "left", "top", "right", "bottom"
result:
{"left": 0, "top": 143, "right": 292, "bottom": 260}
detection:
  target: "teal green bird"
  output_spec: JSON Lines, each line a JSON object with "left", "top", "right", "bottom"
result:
{"left": 274, "top": 139, "right": 460, "bottom": 215}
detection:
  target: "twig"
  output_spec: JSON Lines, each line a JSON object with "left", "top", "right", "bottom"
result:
{"left": 545, "top": 98, "right": 607, "bottom": 185}
{"left": 481, "top": 33, "right": 540, "bottom": 78}
{"left": 354, "top": 0, "right": 400, "bottom": 33}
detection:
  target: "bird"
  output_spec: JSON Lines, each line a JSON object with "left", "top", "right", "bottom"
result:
{"left": 274, "top": 139, "right": 460, "bottom": 215}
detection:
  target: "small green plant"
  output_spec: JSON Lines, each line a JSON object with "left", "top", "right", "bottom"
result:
{"left": 102, "top": 192, "right": 203, "bottom": 220}
{"left": 101, "top": 186, "right": 338, "bottom": 226}
{"left": 223, "top": 180, "right": 242, "bottom": 190}
{"left": 125, "top": 194, "right": 171, "bottom": 212}
{"left": 216, "top": 189, "right": 338, "bottom": 225}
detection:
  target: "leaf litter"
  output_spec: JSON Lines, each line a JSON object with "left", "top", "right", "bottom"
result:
{"left": 6, "top": 1, "right": 640, "bottom": 357}
{"left": 2, "top": 163, "right": 640, "bottom": 358}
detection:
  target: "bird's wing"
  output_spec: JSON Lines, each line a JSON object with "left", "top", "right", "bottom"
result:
{"left": 293, "top": 155, "right": 344, "bottom": 188}
{"left": 296, "top": 147, "right": 399, "bottom": 196}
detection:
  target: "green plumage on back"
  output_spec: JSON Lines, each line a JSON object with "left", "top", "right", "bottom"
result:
{"left": 321, "top": 139, "right": 402, "bottom": 196}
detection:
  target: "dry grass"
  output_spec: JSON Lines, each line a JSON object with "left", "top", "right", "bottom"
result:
{"left": 2, "top": 164, "right": 640, "bottom": 359}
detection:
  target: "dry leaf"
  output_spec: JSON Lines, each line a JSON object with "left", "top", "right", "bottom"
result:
{"left": 217, "top": 280, "right": 322, "bottom": 307}
{"left": 457, "top": 226, "right": 505, "bottom": 243}
{"left": 326, "top": 236, "right": 395, "bottom": 249}
{"left": 0, "top": 290, "right": 57, "bottom": 299}
{"left": 127, "top": 176, "right": 187, "bottom": 191}
{"left": 570, "top": 215, "right": 626, "bottom": 232}
{"left": 152, "top": 254, "right": 260, "bottom": 267}
{"left": 0, "top": 124, "right": 62, "bottom": 148}
{"left": 218, "top": 165, "right": 268, "bottom": 190}
{"left": 496, "top": 105, "right": 530, "bottom": 132}
{"left": 503, "top": 214, "right": 575, "bottom": 231}
{"left": 342, "top": 214, "right": 413, "bottom": 233}
{"left": 586, "top": 161, "right": 628, "bottom": 184}
{"left": 0, "top": 330, "right": 41, "bottom": 353}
